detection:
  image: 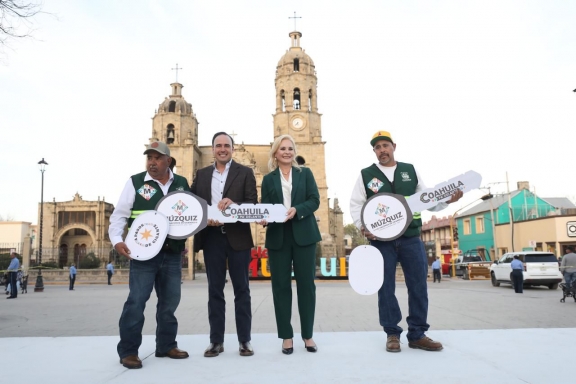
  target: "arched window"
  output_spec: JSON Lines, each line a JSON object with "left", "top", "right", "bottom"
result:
{"left": 59, "top": 244, "right": 68, "bottom": 268}
{"left": 167, "top": 124, "right": 175, "bottom": 144}
{"left": 293, "top": 88, "right": 301, "bottom": 110}
{"left": 281, "top": 90, "right": 286, "bottom": 112}
{"left": 308, "top": 89, "right": 312, "bottom": 111}
{"left": 169, "top": 101, "right": 176, "bottom": 113}
{"left": 294, "top": 58, "right": 300, "bottom": 72}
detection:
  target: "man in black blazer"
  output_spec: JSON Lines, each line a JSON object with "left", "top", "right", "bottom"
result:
{"left": 191, "top": 132, "right": 258, "bottom": 357}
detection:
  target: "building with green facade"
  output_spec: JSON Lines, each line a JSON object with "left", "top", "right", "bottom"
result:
{"left": 456, "top": 184, "right": 575, "bottom": 260}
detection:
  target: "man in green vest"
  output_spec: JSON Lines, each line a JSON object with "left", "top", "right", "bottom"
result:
{"left": 109, "top": 141, "right": 190, "bottom": 369}
{"left": 350, "top": 131, "right": 462, "bottom": 353}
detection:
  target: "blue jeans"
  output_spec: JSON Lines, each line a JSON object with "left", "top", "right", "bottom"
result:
{"left": 370, "top": 235, "right": 429, "bottom": 341}
{"left": 565, "top": 272, "right": 576, "bottom": 289}
{"left": 117, "top": 250, "right": 182, "bottom": 359}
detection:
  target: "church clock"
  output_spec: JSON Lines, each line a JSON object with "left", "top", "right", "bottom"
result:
{"left": 291, "top": 116, "right": 306, "bottom": 131}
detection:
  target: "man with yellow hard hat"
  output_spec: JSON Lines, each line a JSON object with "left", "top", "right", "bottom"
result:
{"left": 350, "top": 131, "right": 462, "bottom": 353}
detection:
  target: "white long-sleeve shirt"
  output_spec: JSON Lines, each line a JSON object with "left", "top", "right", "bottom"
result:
{"left": 108, "top": 170, "right": 174, "bottom": 246}
{"left": 350, "top": 163, "right": 447, "bottom": 230}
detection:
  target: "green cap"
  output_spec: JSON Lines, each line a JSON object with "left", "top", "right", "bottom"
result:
{"left": 144, "top": 141, "right": 170, "bottom": 156}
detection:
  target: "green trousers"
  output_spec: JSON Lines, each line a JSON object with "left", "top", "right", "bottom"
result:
{"left": 268, "top": 222, "right": 317, "bottom": 340}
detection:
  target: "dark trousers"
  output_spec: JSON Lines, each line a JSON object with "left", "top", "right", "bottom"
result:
{"left": 107, "top": 271, "right": 113, "bottom": 285}
{"left": 511, "top": 269, "right": 523, "bottom": 293}
{"left": 203, "top": 227, "right": 252, "bottom": 343}
{"left": 268, "top": 221, "right": 317, "bottom": 340}
{"left": 69, "top": 275, "right": 76, "bottom": 290}
{"left": 8, "top": 272, "right": 17, "bottom": 298}
{"left": 117, "top": 251, "right": 182, "bottom": 358}
{"left": 433, "top": 269, "right": 441, "bottom": 283}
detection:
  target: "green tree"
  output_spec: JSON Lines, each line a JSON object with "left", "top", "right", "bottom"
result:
{"left": 344, "top": 224, "right": 369, "bottom": 248}
{"left": 0, "top": 253, "right": 22, "bottom": 270}
{"left": 78, "top": 252, "right": 101, "bottom": 269}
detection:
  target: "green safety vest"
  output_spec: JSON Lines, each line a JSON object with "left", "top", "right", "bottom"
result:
{"left": 361, "top": 162, "right": 422, "bottom": 238}
{"left": 129, "top": 171, "right": 191, "bottom": 253}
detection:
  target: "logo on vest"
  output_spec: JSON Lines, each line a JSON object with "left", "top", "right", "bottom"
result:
{"left": 133, "top": 222, "right": 161, "bottom": 248}
{"left": 419, "top": 181, "right": 464, "bottom": 203}
{"left": 175, "top": 187, "right": 185, "bottom": 191}
{"left": 367, "top": 178, "right": 384, "bottom": 194}
{"left": 137, "top": 184, "right": 157, "bottom": 201}
{"left": 171, "top": 200, "right": 188, "bottom": 216}
{"left": 401, "top": 172, "right": 411, "bottom": 181}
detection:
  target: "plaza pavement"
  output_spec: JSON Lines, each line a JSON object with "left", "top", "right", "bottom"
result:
{"left": 1, "top": 275, "right": 574, "bottom": 383}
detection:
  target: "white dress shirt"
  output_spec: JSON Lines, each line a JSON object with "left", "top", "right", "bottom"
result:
{"left": 211, "top": 161, "right": 232, "bottom": 206}
{"left": 108, "top": 170, "right": 174, "bottom": 246}
{"left": 349, "top": 163, "right": 447, "bottom": 230}
{"left": 280, "top": 169, "right": 292, "bottom": 209}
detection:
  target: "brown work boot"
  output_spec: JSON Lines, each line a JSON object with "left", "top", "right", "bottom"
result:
{"left": 120, "top": 355, "right": 143, "bottom": 369}
{"left": 408, "top": 336, "right": 443, "bottom": 351}
{"left": 386, "top": 335, "right": 401, "bottom": 353}
{"left": 155, "top": 347, "right": 189, "bottom": 359}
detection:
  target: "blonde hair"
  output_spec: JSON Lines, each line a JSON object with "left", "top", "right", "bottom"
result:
{"left": 268, "top": 134, "right": 301, "bottom": 172}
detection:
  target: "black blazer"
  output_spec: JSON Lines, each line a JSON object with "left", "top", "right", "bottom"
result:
{"left": 261, "top": 166, "right": 322, "bottom": 250}
{"left": 191, "top": 160, "right": 258, "bottom": 252}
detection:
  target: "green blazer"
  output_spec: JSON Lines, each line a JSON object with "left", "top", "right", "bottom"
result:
{"left": 261, "top": 166, "right": 322, "bottom": 250}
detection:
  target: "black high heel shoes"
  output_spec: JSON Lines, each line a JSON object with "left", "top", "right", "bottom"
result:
{"left": 282, "top": 339, "right": 294, "bottom": 355}
{"left": 303, "top": 338, "right": 318, "bottom": 353}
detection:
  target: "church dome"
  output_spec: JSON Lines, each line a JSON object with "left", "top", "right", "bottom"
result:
{"left": 157, "top": 83, "right": 193, "bottom": 115}
{"left": 276, "top": 31, "right": 315, "bottom": 76}
{"left": 159, "top": 97, "right": 192, "bottom": 115}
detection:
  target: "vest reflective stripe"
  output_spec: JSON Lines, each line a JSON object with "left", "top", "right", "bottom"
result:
{"left": 403, "top": 196, "right": 421, "bottom": 218}
{"left": 130, "top": 210, "right": 146, "bottom": 219}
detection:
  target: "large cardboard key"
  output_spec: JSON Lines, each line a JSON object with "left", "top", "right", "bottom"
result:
{"left": 406, "top": 170, "right": 482, "bottom": 213}
{"left": 348, "top": 245, "right": 384, "bottom": 295}
{"left": 125, "top": 211, "right": 170, "bottom": 261}
{"left": 352, "top": 170, "right": 482, "bottom": 294}
{"left": 361, "top": 193, "right": 413, "bottom": 242}
{"left": 208, "top": 203, "right": 288, "bottom": 223}
{"left": 155, "top": 191, "right": 208, "bottom": 239}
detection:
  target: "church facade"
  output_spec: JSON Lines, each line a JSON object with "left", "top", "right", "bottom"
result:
{"left": 35, "top": 193, "right": 114, "bottom": 267}
{"left": 149, "top": 31, "right": 344, "bottom": 267}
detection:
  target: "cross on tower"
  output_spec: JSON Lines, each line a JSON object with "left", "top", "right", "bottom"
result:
{"left": 171, "top": 63, "right": 183, "bottom": 83}
{"left": 289, "top": 11, "right": 302, "bottom": 31}
{"left": 230, "top": 130, "right": 238, "bottom": 143}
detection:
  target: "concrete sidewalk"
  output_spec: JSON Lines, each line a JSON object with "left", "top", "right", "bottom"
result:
{"left": 1, "top": 328, "right": 574, "bottom": 384}
{"left": 2, "top": 278, "right": 574, "bottom": 383}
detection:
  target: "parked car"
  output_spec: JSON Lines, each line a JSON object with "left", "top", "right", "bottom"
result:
{"left": 490, "top": 252, "right": 563, "bottom": 290}
{"left": 449, "top": 251, "right": 488, "bottom": 277}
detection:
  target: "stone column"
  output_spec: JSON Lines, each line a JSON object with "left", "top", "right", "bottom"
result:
{"left": 23, "top": 235, "right": 31, "bottom": 271}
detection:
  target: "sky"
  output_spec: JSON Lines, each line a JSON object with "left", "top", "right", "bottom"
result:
{"left": 1, "top": 0, "right": 575, "bottom": 226}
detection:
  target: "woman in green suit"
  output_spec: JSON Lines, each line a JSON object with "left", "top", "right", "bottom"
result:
{"left": 259, "top": 134, "right": 322, "bottom": 355}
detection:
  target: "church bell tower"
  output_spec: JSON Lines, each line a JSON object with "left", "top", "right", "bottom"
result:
{"left": 150, "top": 82, "right": 201, "bottom": 183}
{"left": 273, "top": 31, "right": 331, "bottom": 252}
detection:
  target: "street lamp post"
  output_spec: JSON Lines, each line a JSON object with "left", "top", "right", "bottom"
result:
{"left": 34, "top": 158, "right": 48, "bottom": 292}
{"left": 481, "top": 192, "right": 497, "bottom": 260}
